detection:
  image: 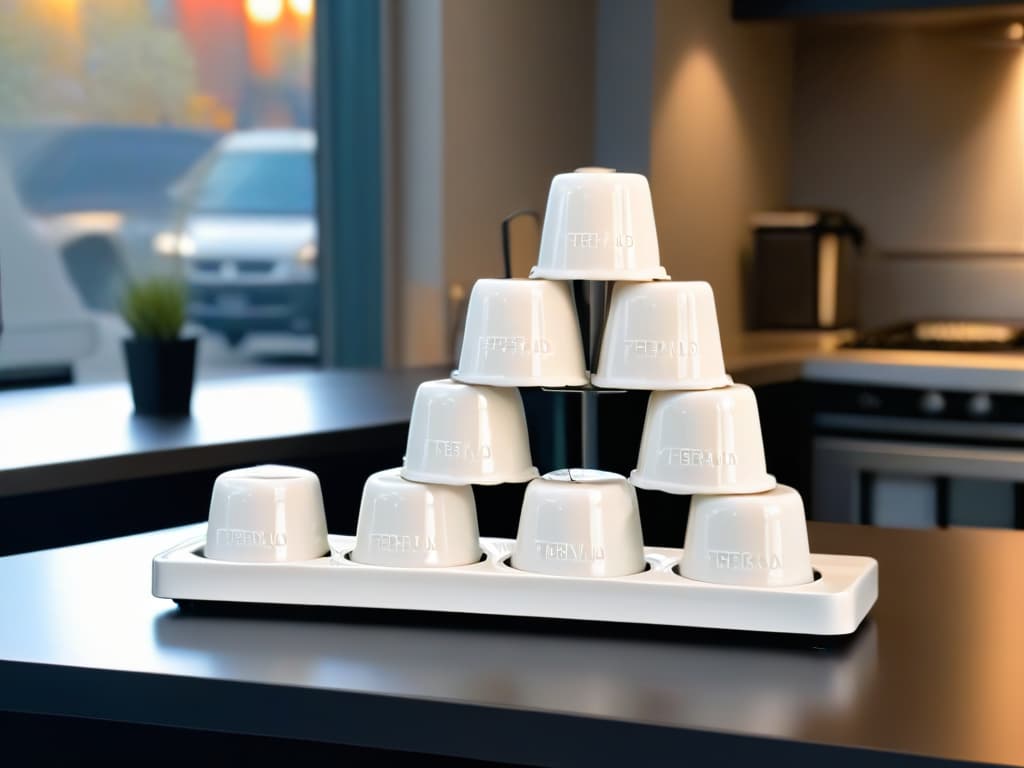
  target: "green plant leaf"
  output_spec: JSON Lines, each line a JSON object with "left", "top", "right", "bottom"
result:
{"left": 120, "top": 276, "right": 187, "bottom": 340}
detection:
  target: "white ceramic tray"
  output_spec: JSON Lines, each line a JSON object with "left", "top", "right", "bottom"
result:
{"left": 153, "top": 533, "right": 878, "bottom": 636}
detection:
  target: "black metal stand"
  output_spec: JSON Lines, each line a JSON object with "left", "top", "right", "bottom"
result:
{"left": 538, "top": 280, "right": 622, "bottom": 470}
{"left": 581, "top": 280, "right": 610, "bottom": 468}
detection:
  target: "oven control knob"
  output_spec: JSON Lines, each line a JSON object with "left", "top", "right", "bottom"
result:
{"left": 919, "top": 390, "right": 946, "bottom": 415}
{"left": 967, "top": 393, "right": 993, "bottom": 418}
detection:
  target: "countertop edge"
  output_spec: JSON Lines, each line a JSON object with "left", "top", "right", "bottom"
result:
{"left": 0, "top": 421, "right": 409, "bottom": 498}
{"left": 0, "top": 661, "right": 956, "bottom": 767}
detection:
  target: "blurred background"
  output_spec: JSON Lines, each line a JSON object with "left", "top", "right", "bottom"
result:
{"left": 11, "top": 0, "right": 1024, "bottom": 385}
{"left": 0, "top": 0, "right": 316, "bottom": 385}
{"left": 8, "top": 0, "right": 1024, "bottom": 536}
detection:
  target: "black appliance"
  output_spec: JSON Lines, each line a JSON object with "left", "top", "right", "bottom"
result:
{"left": 814, "top": 320, "right": 1024, "bottom": 530}
{"left": 750, "top": 210, "right": 861, "bottom": 330}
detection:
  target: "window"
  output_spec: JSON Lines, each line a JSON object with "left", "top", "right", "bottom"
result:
{"left": 0, "top": 0, "right": 318, "bottom": 385}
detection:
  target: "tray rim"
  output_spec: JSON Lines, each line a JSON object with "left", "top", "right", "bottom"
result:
{"left": 153, "top": 533, "right": 878, "bottom": 636}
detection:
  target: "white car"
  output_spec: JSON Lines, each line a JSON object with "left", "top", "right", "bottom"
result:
{"left": 0, "top": 159, "right": 96, "bottom": 383}
{"left": 154, "top": 130, "right": 318, "bottom": 346}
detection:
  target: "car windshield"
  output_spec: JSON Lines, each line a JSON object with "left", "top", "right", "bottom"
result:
{"left": 193, "top": 149, "right": 314, "bottom": 215}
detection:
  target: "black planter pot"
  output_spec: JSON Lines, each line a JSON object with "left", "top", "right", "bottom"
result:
{"left": 123, "top": 337, "right": 197, "bottom": 417}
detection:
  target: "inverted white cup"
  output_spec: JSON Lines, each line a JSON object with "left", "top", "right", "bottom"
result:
{"left": 680, "top": 485, "right": 814, "bottom": 587}
{"left": 350, "top": 468, "right": 482, "bottom": 568}
{"left": 402, "top": 379, "right": 539, "bottom": 486}
{"left": 631, "top": 385, "right": 776, "bottom": 495}
{"left": 592, "top": 281, "right": 732, "bottom": 390}
{"left": 204, "top": 464, "right": 329, "bottom": 563}
{"left": 512, "top": 469, "right": 646, "bottom": 578}
{"left": 531, "top": 168, "right": 669, "bottom": 281}
{"left": 452, "top": 278, "right": 587, "bottom": 387}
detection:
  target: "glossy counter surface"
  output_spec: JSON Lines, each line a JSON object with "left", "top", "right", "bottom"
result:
{"left": 0, "top": 367, "right": 447, "bottom": 497}
{"left": 1, "top": 523, "right": 1021, "bottom": 766}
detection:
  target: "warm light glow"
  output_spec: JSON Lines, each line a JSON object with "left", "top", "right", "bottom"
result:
{"left": 1006, "top": 22, "right": 1024, "bottom": 41}
{"left": 245, "top": 0, "right": 284, "bottom": 25}
{"left": 152, "top": 232, "right": 196, "bottom": 258}
{"left": 288, "top": 0, "right": 314, "bottom": 18}
{"left": 43, "top": 0, "right": 79, "bottom": 23}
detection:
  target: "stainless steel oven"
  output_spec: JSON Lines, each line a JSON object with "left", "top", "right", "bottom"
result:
{"left": 811, "top": 384, "right": 1024, "bottom": 529}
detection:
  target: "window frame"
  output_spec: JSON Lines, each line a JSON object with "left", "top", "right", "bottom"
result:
{"left": 314, "top": 0, "right": 385, "bottom": 368}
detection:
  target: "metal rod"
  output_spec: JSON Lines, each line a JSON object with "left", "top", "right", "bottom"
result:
{"left": 581, "top": 280, "right": 608, "bottom": 469}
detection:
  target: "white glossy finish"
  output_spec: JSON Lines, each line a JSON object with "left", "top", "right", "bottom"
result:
{"left": 452, "top": 279, "right": 587, "bottom": 387}
{"left": 204, "top": 464, "right": 329, "bottom": 563}
{"left": 531, "top": 169, "right": 669, "bottom": 281}
{"left": 401, "top": 379, "right": 539, "bottom": 486}
{"left": 512, "top": 469, "right": 646, "bottom": 578}
{"left": 631, "top": 385, "right": 776, "bottom": 495}
{"left": 153, "top": 533, "right": 879, "bottom": 636}
{"left": 351, "top": 468, "right": 482, "bottom": 568}
{"left": 592, "top": 281, "right": 732, "bottom": 390}
{"left": 681, "top": 486, "right": 814, "bottom": 588}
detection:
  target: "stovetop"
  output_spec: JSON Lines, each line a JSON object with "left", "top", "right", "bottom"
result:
{"left": 844, "top": 321, "right": 1024, "bottom": 352}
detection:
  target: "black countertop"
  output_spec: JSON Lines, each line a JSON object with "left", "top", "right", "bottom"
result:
{"left": 0, "top": 367, "right": 447, "bottom": 497}
{"left": 1, "top": 522, "right": 1022, "bottom": 766}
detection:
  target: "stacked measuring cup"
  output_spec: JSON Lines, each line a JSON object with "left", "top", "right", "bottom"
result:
{"left": 352, "top": 379, "right": 539, "bottom": 568}
{"left": 195, "top": 168, "right": 814, "bottom": 591}
{"left": 359, "top": 166, "right": 814, "bottom": 587}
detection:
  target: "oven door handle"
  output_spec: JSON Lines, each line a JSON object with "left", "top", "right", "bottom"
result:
{"left": 814, "top": 436, "right": 1024, "bottom": 478}
{"left": 812, "top": 436, "right": 1024, "bottom": 523}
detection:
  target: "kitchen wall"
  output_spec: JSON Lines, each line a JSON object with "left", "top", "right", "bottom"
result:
{"left": 648, "top": 0, "right": 793, "bottom": 345}
{"left": 392, "top": 0, "right": 793, "bottom": 361}
{"left": 646, "top": 9, "right": 1024, "bottom": 332}
{"left": 790, "top": 21, "right": 1024, "bottom": 326}
{"left": 391, "top": 2, "right": 1024, "bottom": 364}
{"left": 391, "top": 0, "right": 595, "bottom": 366}
{"left": 792, "top": 23, "right": 1024, "bottom": 254}
{"left": 859, "top": 256, "right": 1024, "bottom": 326}
{"left": 593, "top": 0, "right": 654, "bottom": 174}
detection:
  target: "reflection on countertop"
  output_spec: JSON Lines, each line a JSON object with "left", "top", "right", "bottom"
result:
{"left": 154, "top": 606, "right": 878, "bottom": 738}
{"left": 4, "top": 522, "right": 1024, "bottom": 765}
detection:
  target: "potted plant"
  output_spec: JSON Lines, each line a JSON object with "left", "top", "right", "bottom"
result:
{"left": 120, "top": 277, "right": 196, "bottom": 417}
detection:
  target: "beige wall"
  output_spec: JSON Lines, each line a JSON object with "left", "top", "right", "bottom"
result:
{"left": 443, "top": 0, "right": 595, "bottom": 291}
{"left": 650, "top": 0, "right": 793, "bottom": 344}
{"left": 391, "top": 0, "right": 595, "bottom": 367}
{"left": 594, "top": 0, "right": 654, "bottom": 172}
{"left": 394, "top": 0, "right": 794, "bottom": 360}
{"left": 792, "top": 25, "right": 1024, "bottom": 253}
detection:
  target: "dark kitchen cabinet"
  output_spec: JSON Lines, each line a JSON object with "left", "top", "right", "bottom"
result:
{"left": 754, "top": 381, "right": 814, "bottom": 501}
